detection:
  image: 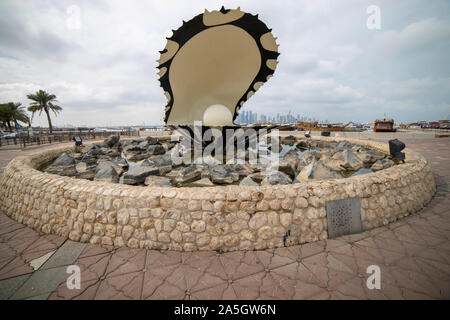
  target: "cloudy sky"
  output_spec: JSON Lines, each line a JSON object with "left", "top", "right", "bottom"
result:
{"left": 1, "top": 0, "right": 449, "bottom": 127}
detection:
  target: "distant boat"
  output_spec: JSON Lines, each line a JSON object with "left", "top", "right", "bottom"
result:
{"left": 255, "top": 122, "right": 296, "bottom": 131}
{"left": 295, "top": 121, "right": 353, "bottom": 131}
{"left": 374, "top": 118, "right": 396, "bottom": 132}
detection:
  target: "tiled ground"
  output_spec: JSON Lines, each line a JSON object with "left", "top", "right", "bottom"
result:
{"left": 0, "top": 135, "right": 449, "bottom": 300}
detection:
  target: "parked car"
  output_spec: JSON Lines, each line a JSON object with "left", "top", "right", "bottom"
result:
{"left": 3, "top": 131, "right": 28, "bottom": 139}
{"left": 3, "top": 132, "right": 17, "bottom": 138}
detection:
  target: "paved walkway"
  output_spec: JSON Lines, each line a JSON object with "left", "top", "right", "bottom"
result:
{"left": 0, "top": 136, "right": 449, "bottom": 299}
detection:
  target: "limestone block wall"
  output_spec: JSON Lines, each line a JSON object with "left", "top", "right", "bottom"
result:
{"left": 0, "top": 137, "right": 436, "bottom": 252}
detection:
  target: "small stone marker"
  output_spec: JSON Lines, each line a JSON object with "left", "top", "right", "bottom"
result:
{"left": 326, "top": 197, "right": 362, "bottom": 238}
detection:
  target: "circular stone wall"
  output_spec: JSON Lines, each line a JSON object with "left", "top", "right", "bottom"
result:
{"left": 0, "top": 136, "right": 436, "bottom": 252}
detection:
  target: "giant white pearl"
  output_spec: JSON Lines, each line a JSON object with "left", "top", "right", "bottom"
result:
{"left": 202, "top": 104, "right": 233, "bottom": 126}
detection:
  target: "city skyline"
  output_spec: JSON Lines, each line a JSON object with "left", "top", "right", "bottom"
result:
{"left": 1, "top": 1, "right": 450, "bottom": 126}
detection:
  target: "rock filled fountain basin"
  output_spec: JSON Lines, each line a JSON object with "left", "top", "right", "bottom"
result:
{"left": 39, "top": 135, "right": 397, "bottom": 187}
{"left": 0, "top": 135, "right": 436, "bottom": 252}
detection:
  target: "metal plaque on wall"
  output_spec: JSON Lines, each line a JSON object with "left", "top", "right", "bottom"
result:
{"left": 326, "top": 197, "right": 362, "bottom": 238}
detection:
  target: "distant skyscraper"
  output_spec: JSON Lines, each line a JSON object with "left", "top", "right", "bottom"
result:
{"left": 234, "top": 110, "right": 322, "bottom": 125}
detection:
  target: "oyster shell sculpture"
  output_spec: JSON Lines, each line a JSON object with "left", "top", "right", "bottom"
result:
{"left": 158, "top": 7, "right": 280, "bottom": 125}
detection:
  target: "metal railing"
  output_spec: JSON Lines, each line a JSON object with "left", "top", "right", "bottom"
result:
{"left": 0, "top": 130, "right": 140, "bottom": 149}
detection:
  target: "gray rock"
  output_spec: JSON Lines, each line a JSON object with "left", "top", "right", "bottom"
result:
{"left": 96, "top": 155, "right": 110, "bottom": 160}
{"left": 261, "top": 171, "right": 292, "bottom": 185}
{"left": 123, "top": 166, "right": 159, "bottom": 185}
{"left": 209, "top": 165, "right": 234, "bottom": 184}
{"left": 101, "top": 148, "right": 120, "bottom": 158}
{"left": 189, "top": 178, "right": 214, "bottom": 187}
{"left": 80, "top": 154, "right": 97, "bottom": 165}
{"left": 335, "top": 140, "right": 352, "bottom": 151}
{"left": 321, "top": 156, "right": 345, "bottom": 172}
{"left": 45, "top": 153, "right": 77, "bottom": 176}
{"left": 355, "top": 150, "right": 376, "bottom": 164}
{"left": 281, "top": 135, "right": 296, "bottom": 146}
{"left": 224, "top": 163, "right": 253, "bottom": 177}
{"left": 149, "top": 154, "right": 172, "bottom": 166}
{"left": 332, "top": 150, "right": 363, "bottom": 171}
{"left": 161, "top": 143, "right": 171, "bottom": 152}
{"left": 174, "top": 165, "right": 202, "bottom": 184}
{"left": 351, "top": 144, "right": 365, "bottom": 153}
{"left": 283, "top": 149, "right": 299, "bottom": 161}
{"left": 296, "top": 140, "right": 309, "bottom": 149}
{"left": 297, "top": 152, "right": 316, "bottom": 170}
{"left": 193, "top": 155, "right": 221, "bottom": 166}
{"left": 371, "top": 158, "right": 394, "bottom": 171}
{"left": 81, "top": 144, "right": 97, "bottom": 154}
{"left": 123, "top": 144, "right": 146, "bottom": 153}
{"left": 120, "top": 140, "right": 134, "bottom": 148}
{"left": 72, "top": 153, "right": 83, "bottom": 161}
{"left": 87, "top": 148, "right": 105, "bottom": 157}
{"left": 351, "top": 168, "right": 373, "bottom": 177}
{"left": 115, "top": 157, "right": 129, "bottom": 169}
{"left": 148, "top": 154, "right": 172, "bottom": 171}
{"left": 94, "top": 166, "right": 119, "bottom": 183}
{"left": 50, "top": 153, "right": 75, "bottom": 166}
{"left": 94, "top": 143, "right": 109, "bottom": 149}
{"left": 367, "top": 148, "right": 386, "bottom": 161}
{"left": 282, "top": 150, "right": 299, "bottom": 175}
{"left": 45, "top": 165, "right": 77, "bottom": 177}
{"left": 123, "top": 143, "right": 148, "bottom": 161}
{"left": 248, "top": 163, "right": 264, "bottom": 173}
{"left": 316, "top": 140, "right": 337, "bottom": 149}
{"left": 144, "top": 176, "right": 172, "bottom": 187}
{"left": 147, "top": 144, "right": 166, "bottom": 156}
{"left": 75, "top": 169, "right": 96, "bottom": 180}
{"left": 269, "top": 159, "right": 296, "bottom": 179}
{"left": 307, "top": 140, "right": 319, "bottom": 149}
{"left": 97, "top": 160, "right": 124, "bottom": 176}
{"left": 103, "top": 135, "right": 120, "bottom": 148}
{"left": 138, "top": 140, "right": 149, "bottom": 149}
{"left": 239, "top": 176, "right": 259, "bottom": 186}
{"left": 200, "top": 166, "right": 211, "bottom": 179}
{"left": 137, "top": 159, "right": 151, "bottom": 167}
{"left": 165, "top": 167, "right": 183, "bottom": 179}
{"left": 297, "top": 159, "right": 341, "bottom": 181}
{"left": 145, "top": 136, "right": 160, "bottom": 145}
{"left": 319, "top": 148, "right": 335, "bottom": 156}
{"left": 248, "top": 172, "right": 265, "bottom": 184}
{"left": 125, "top": 152, "right": 149, "bottom": 161}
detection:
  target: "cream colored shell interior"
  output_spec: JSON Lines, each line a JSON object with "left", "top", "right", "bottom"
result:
{"left": 167, "top": 25, "right": 261, "bottom": 125}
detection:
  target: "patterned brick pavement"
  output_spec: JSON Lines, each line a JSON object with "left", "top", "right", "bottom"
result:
{"left": 0, "top": 136, "right": 449, "bottom": 300}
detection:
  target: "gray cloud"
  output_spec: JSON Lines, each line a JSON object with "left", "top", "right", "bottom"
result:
{"left": 0, "top": 0, "right": 449, "bottom": 126}
{"left": 0, "top": 2, "right": 80, "bottom": 60}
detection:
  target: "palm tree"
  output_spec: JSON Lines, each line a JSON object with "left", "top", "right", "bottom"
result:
{"left": 9, "top": 102, "right": 30, "bottom": 128}
{"left": 27, "top": 90, "right": 62, "bottom": 133}
{"left": 0, "top": 102, "right": 30, "bottom": 131}
{"left": 0, "top": 104, "right": 13, "bottom": 131}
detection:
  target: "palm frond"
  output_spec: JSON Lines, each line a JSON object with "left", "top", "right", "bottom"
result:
{"left": 26, "top": 90, "right": 62, "bottom": 132}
